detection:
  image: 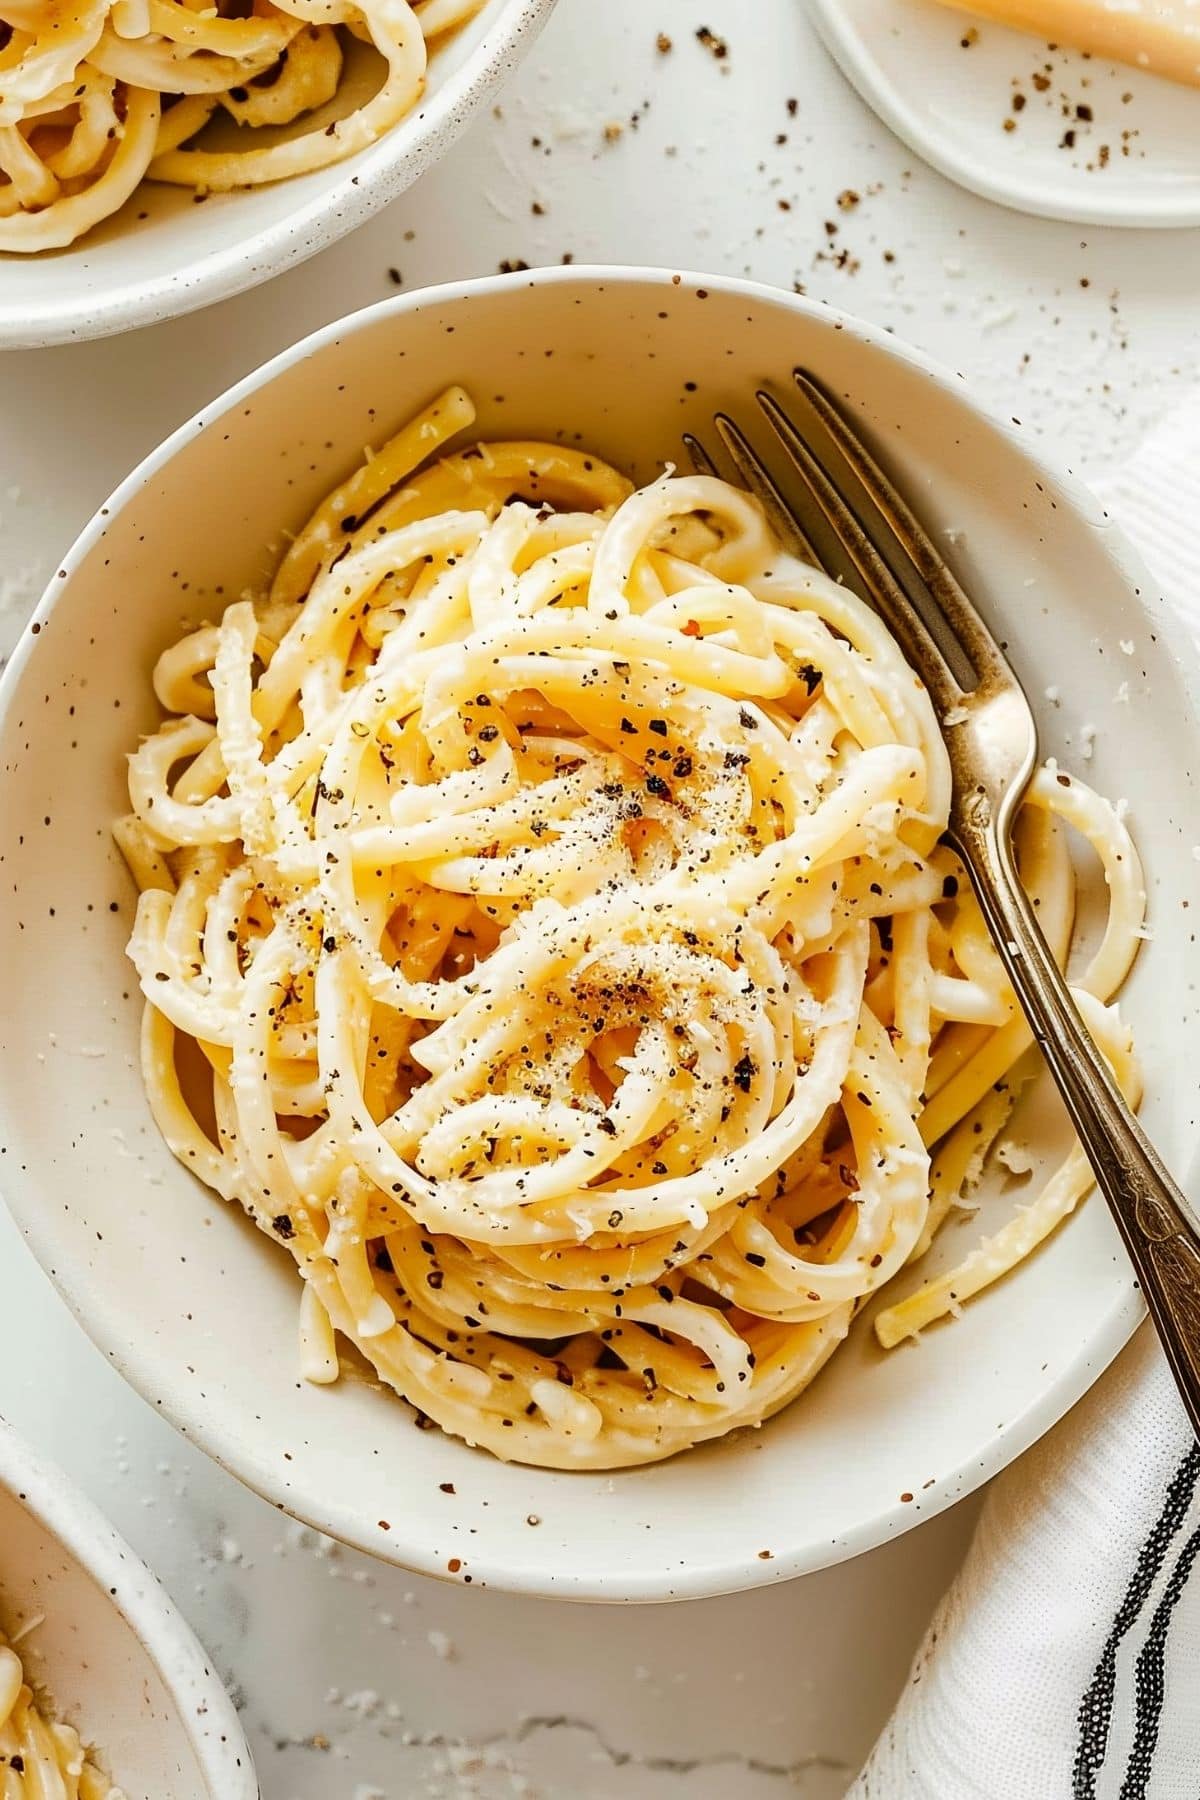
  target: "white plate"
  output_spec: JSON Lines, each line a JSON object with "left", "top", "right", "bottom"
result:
{"left": 0, "top": 267, "right": 1197, "bottom": 1601}
{"left": 0, "top": 0, "right": 557, "bottom": 349}
{"left": 809, "top": 0, "right": 1200, "bottom": 227}
{"left": 0, "top": 1418, "right": 255, "bottom": 1798}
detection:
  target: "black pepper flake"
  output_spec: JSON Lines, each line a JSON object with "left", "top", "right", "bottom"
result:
{"left": 648, "top": 717, "right": 668, "bottom": 735}
{"left": 733, "top": 1053, "right": 756, "bottom": 1093}
{"left": 272, "top": 1214, "right": 295, "bottom": 1240}
{"left": 745, "top": 1251, "right": 766, "bottom": 1267}
{"left": 646, "top": 774, "right": 671, "bottom": 799}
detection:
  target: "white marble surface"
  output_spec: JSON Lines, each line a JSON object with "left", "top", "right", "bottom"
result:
{"left": 1, "top": 2, "right": 1197, "bottom": 1794}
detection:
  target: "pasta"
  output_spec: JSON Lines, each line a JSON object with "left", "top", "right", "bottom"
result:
{"left": 0, "top": 1623, "right": 122, "bottom": 1797}
{"left": 0, "top": 0, "right": 485, "bottom": 252}
{"left": 116, "top": 386, "right": 1145, "bottom": 1470}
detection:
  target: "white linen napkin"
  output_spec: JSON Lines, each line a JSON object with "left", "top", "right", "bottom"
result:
{"left": 851, "top": 402, "right": 1200, "bottom": 1800}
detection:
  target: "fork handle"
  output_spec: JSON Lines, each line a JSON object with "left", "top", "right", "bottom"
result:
{"left": 951, "top": 794, "right": 1200, "bottom": 1443}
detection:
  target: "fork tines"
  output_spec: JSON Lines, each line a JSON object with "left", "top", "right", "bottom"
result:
{"left": 688, "top": 371, "right": 1017, "bottom": 710}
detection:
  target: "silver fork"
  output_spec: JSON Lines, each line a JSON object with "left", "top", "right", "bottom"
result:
{"left": 687, "top": 373, "right": 1200, "bottom": 1439}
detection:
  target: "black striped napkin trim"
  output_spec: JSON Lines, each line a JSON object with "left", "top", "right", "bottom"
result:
{"left": 1073, "top": 1443, "right": 1200, "bottom": 1799}
{"left": 1117, "top": 1511, "right": 1200, "bottom": 1800}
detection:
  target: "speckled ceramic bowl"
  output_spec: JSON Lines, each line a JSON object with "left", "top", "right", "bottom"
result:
{"left": 0, "top": 1417, "right": 255, "bottom": 1796}
{"left": 0, "top": 0, "right": 557, "bottom": 350}
{"left": 1, "top": 267, "right": 1197, "bottom": 1600}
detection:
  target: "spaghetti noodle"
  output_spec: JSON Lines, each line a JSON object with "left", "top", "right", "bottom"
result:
{"left": 116, "top": 387, "right": 1145, "bottom": 1469}
{"left": 0, "top": 1624, "right": 122, "bottom": 1797}
{"left": 0, "top": 0, "right": 485, "bottom": 251}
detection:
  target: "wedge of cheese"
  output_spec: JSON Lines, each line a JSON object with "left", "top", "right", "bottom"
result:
{"left": 933, "top": 1, "right": 1200, "bottom": 88}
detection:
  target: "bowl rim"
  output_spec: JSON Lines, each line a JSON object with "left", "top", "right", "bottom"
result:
{"left": 0, "top": 1415, "right": 257, "bottom": 1795}
{"left": 0, "top": 0, "right": 559, "bottom": 350}
{"left": 1, "top": 263, "right": 1196, "bottom": 1601}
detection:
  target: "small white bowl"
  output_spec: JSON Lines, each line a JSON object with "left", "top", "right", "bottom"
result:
{"left": 808, "top": 0, "right": 1200, "bottom": 229}
{"left": 0, "top": 1417, "right": 255, "bottom": 1797}
{"left": 0, "top": 0, "right": 556, "bottom": 350}
{"left": 1, "top": 267, "right": 1197, "bottom": 1601}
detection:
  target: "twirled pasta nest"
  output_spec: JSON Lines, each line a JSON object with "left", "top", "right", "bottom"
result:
{"left": 0, "top": 0, "right": 483, "bottom": 250}
{"left": 116, "top": 385, "right": 1144, "bottom": 1469}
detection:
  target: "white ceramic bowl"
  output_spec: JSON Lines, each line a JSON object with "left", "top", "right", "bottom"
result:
{"left": 0, "top": 0, "right": 556, "bottom": 350}
{"left": 0, "top": 1417, "right": 255, "bottom": 1796}
{"left": 1, "top": 267, "right": 1197, "bottom": 1601}
{"left": 808, "top": 0, "right": 1200, "bottom": 229}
